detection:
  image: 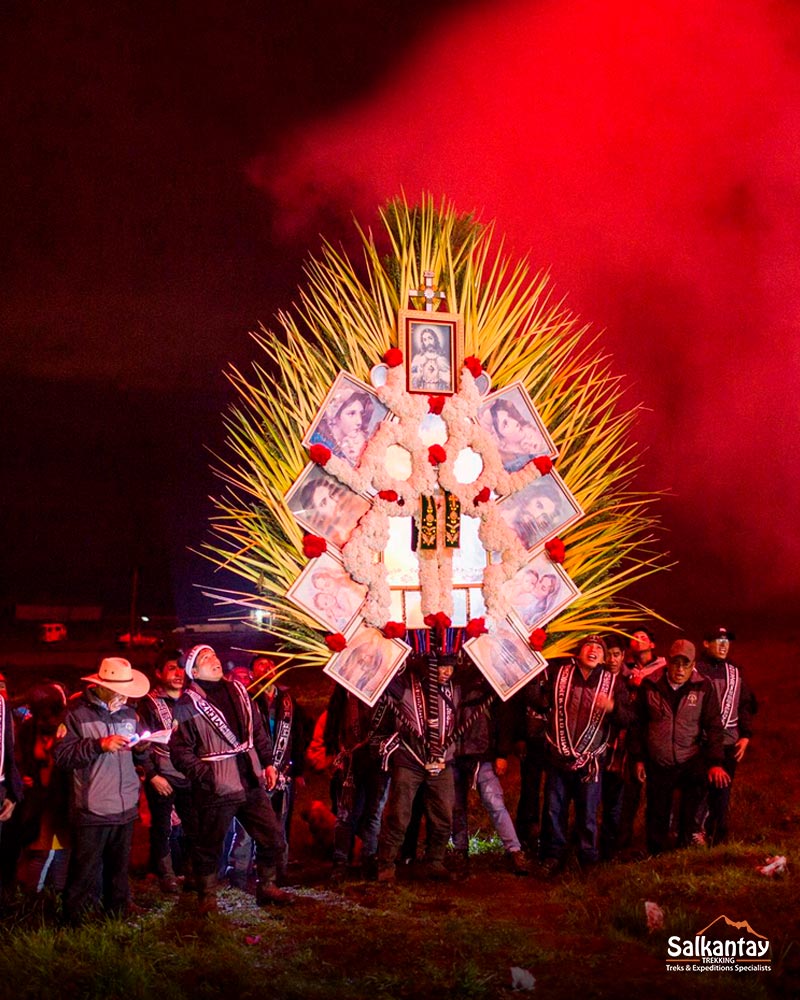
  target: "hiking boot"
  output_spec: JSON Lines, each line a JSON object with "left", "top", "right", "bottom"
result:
{"left": 256, "top": 865, "right": 293, "bottom": 906}
{"left": 508, "top": 850, "right": 531, "bottom": 876}
{"left": 425, "top": 861, "right": 453, "bottom": 882}
{"left": 256, "top": 882, "right": 293, "bottom": 906}
{"left": 376, "top": 863, "right": 396, "bottom": 883}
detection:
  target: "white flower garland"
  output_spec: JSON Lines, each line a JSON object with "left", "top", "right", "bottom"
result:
{"left": 307, "top": 353, "right": 551, "bottom": 630}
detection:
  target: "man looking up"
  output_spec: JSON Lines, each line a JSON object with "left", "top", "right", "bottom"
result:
{"left": 696, "top": 626, "right": 756, "bottom": 844}
{"left": 171, "top": 645, "right": 290, "bottom": 913}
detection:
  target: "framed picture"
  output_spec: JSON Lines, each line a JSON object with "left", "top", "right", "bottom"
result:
{"left": 285, "top": 463, "right": 371, "bottom": 552}
{"left": 302, "top": 371, "right": 390, "bottom": 470}
{"left": 477, "top": 382, "right": 558, "bottom": 473}
{"left": 286, "top": 550, "right": 367, "bottom": 634}
{"left": 401, "top": 309, "right": 463, "bottom": 395}
{"left": 496, "top": 470, "right": 584, "bottom": 551}
{"left": 463, "top": 619, "right": 547, "bottom": 701}
{"left": 324, "top": 622, "right": 412, "bottom": 707}
{"left": 503, "top": 552, "right": 581, "bottom": 632}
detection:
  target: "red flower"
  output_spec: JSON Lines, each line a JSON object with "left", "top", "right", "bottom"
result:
{"left": 428, "top": 395, "right": 446, "bottom": 415}
{"left": 378, "top": 489, "right": 399, "bottom": 502}
{"left": 428, "top": 444, "right": 447, "bottom": 465}
{"left": 325, "top": 632, "right": 347, "bottom": 652}
{"left": 383, "top": 621, "right": 406, "bottom": 639}
{"left": 463, "top": 355, "right": 483, "bottom": 378}
{"left": 384, "top": 348, "right": 403, "bottom": 368}
{"left": 424, "top": 612, "right": 452, "bottom": 631}
{"left": 529, "top": 628, "right": 547, "bottom": 651}
{"left": 466, "top": 617, "right": 488, "bottom": 638}
{"left": 545, "top": 537, "right": 565, "bottom": 563}
{"left": 302, "top": 534, "right": 327, "bottom": 558}
{"left": 473, "top": 486, "right": 491, "bottom": 505}
{"left": 533, "top": 455, "right": 553, "bottom": 476}
{"left": 309, "top": 443, "right": 331, "bottom": 466}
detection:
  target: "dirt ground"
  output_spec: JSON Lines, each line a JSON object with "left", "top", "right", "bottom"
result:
{"left": 2, "top": 627, "right": 797, "bottom": 998}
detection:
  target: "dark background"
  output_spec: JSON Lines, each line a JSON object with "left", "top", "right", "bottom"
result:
{"left": 2, "top": 0, "right": 798, "bottom": 633}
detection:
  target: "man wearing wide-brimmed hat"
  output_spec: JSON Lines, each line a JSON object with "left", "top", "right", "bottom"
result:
{"left": 54, "top": 656, "right": 149, "bottom": 924}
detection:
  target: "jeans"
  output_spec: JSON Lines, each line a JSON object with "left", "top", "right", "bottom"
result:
{"left": 452, "top": 759, "right": 521, "bottom": 853}
{"left": 333, "top": 750, "right": 390, "bottom": 864}
{"left": 541, "top": 766, "right": 602, "bottom": 864}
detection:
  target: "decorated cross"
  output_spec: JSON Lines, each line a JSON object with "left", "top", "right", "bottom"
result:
{"left": 409, "top": 270, "right": 447, "bottom": 312}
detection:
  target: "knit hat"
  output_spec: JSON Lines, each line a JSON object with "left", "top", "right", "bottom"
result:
{"left": 578, "top": 634, "right": 608, "bottom": 657}
{"left": 183, "top": 644, "right": 215, "bottom": 680}
{"left": 81, "top": 657, "right": 150, "bottom": 699}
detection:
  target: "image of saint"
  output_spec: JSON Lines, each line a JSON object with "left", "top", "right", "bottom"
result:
{"left": 309, "top": 383, "right": 385, "bottom": 468}
{"left": 409, "top": 325, "right": 451, "bottom": 392}
{"left": 481, "top": 397, "right": 549, "bottom": 473}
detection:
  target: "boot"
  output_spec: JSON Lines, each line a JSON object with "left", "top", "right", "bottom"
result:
{"left": 156, "top": 856, "right": 179, "bottom": 894}
{"left": 196, "top": 874, "right": 218, "bottom": 916}
{"left": 256, "top": 865, "right": 293, "bottom": 907}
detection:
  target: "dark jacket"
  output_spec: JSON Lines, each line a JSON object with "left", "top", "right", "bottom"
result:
{"left": 537, "top": 659, "right": 635, "bottom": 772}
{"left": 137, "top": 690, "right": 190, "bottom": 788}
{"left": 697, "top": 654, "right": 757, "bottom": 746}
{"left": 170, "top": 678, "right": 273, "bottom": 803}
{"left": 254, "top": 686, "right": 309, "bottom": 779}
{"left": 52, "top": 691, "right": 143, "bottom": 826}
{"left": 0, "top": 697, "right": 24, "bottom": 805}
{"left": 634, "top": 667, "right": 725, "bottom": 768}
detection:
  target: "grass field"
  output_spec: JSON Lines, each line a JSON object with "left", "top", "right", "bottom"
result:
{"left": 0, "top": 631, "right": 796, "bottom": 999}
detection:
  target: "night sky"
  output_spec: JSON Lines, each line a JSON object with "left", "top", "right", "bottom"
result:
{"left": 2, "top": 1, "right": 798, "bottom": 630}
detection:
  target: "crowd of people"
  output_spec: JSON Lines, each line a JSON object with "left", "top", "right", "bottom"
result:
{"left": 0, "top": 624, "right": 755, "bottom": 923}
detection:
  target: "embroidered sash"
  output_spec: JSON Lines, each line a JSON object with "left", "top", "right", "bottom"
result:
{"left": 0, "top": 700, "right": 6, "bottom": 782}
{"left": 147, "top": 692, "right": 175, "bottom": 758}
{"left": 548, "top": 663, "right": 616, "bottom": 776}
{"left": 187, "top": 683, "right": 254, "bottom": 761}
{"left": 271, "top": 695, "right": 293, "bottom": 774}
{"left": 718, "top": 662, "right": 740, "bottom": 730}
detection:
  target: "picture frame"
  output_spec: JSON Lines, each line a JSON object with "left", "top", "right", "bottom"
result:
{"left": 401, "top": 309, "right": 463, "bottom": 396}
{"left": 476, "top": 381, "right": 558, "bottom": 473}
{"left": 286, "top": 550, "right": 367, "bottom": 634}
{"left": 324, "top": 622, "right": 412, "bottom": 707}
{"left": 496, "top": 469, "right": 584, "bottom": 551}
{"left": 302, "top": 371, "right": 390, "bottom": 470}
{"left": 463, "top": 619, "right": 547, "bottom": 701}
{"left": 503, "top": 551, "right": 581, "bottom": 632}
{"left": 284, "top": 463, "right": 371, "bottom": 553}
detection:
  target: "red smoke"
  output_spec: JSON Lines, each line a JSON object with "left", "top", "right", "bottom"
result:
{"left": 247, "top": 0, "right": 800, "bottom": 623}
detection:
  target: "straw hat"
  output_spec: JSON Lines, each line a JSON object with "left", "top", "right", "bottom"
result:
{"left": 81, "top": 657, "right": 150, "bottom": 699}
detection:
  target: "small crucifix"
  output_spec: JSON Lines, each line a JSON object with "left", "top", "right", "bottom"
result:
{"left": 409, "top": 270, "right": 447, "bottom": 313}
